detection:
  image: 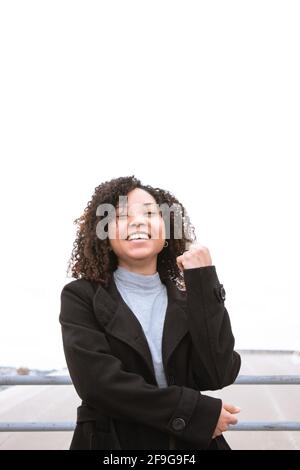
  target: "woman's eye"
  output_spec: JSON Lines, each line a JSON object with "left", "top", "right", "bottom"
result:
{"left": 145, "top": 211, "right": 157, "bottom": 216}
{"left": 116, "top": 211, "right": 159, "bottom": 218}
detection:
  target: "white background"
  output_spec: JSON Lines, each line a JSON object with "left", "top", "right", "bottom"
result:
{"left": 0, "top": 1, "right": 299, "bottom": 369}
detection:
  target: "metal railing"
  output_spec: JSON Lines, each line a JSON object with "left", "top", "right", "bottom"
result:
{"left": 0, "top": 374, "right": 300, "bottom": 432}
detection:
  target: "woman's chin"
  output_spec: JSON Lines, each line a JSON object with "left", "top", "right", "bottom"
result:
{"left": 124, "top": 246, "right": 157, "bottom": 259}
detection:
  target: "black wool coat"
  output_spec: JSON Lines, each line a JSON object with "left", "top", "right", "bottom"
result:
{"left": 59, "top": 265, "right": 241, "bottom": 450}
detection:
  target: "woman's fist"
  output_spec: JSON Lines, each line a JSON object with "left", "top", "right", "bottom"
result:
{"left": 176, "top": 243, "right": 212, "bottom": 271}
{"left": 212, "top": 402, "right": 241, "bottom": 439}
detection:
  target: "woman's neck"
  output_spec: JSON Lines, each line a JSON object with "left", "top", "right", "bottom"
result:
{"left": 114, "top": 265, "right": 162, "bottom": 292}
{"left": 117, "top": 257, "right": 157, "bottom": 275}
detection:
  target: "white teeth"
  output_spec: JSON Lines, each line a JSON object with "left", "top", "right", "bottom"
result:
{"left": 128, "top": 232, "right": 150, "bottom": 241}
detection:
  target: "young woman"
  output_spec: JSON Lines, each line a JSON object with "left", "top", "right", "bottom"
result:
{"left": 59, "top": 175, "right": 241, "bottom": 450}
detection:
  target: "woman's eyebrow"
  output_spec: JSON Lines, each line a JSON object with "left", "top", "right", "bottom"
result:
{"left": 143, "top": 203, "right": 160, "bottom": 211}
{"left": 116, "top": 202, "right": 159, "bottom": 213}
{"left": 118, "top": 202, "right": 158, "bottom": 207}
{"left": 143, "top": 202, "right": 161, "bottom": 208}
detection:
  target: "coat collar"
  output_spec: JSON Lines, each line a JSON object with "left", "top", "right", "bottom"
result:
{"left": 92, "top": 275, "right": 188, "bottom": 383}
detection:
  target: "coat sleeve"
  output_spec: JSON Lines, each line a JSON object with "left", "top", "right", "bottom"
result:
{"left": 183, "top": 266, "right": 241, "bottom": 390}
{"left": 59, "top": 280, "right": 222, "bottom": 449}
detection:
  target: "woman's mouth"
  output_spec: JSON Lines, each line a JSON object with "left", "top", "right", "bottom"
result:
{"left": 127, "top": 231, "right": 151, "bottom": 241}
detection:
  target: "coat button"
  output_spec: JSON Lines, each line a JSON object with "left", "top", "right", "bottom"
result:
{"left": 214, "top": 284, "right": 226, "bottom": 302}
{"left": 219, "top": 285, "right": 226, "bottom": 301}
{"left": 172, "top": 417, "right": 186, "bottom": 431}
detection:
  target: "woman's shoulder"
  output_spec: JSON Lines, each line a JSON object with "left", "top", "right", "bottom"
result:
{"left": 61, "top": 277, "right": 100, "bottom": 300}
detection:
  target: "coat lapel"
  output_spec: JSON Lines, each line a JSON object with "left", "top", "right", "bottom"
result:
{"left": 161, "top": 279, "right": 189, "bottom": 370}
{"left": 92, "top": 276, "right": 189, "bottom": 382}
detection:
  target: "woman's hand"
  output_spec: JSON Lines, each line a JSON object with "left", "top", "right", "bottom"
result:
{"left": 212, "top": 402, "right": 241, "bottom": 439}
{"left": 176, "top": 243, "right": 213, "bottom": 271}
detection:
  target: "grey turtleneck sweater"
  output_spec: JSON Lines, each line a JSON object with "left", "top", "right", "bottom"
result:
{"left": 113, "top": 266, "right": 168, "bottom": 388}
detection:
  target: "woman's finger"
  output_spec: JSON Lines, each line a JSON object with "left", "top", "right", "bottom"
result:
{"left": 176, "top": 255, "right": 184, "bottom": 271}
{"left": 223, "top": 403, "right": 241, "bottom": 413}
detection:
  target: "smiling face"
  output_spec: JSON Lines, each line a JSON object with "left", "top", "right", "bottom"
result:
{"left": 108, "top": 188, "right": 166, "bottom": 272}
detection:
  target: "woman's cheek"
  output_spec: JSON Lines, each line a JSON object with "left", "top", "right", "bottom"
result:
{"left": 159, "top": 218, "right": 166, "bottom": 240}
{"left": 108, "top": 220, "right": 127, "bottom": 240}
{"left": 149, "top": 220, "right": 161, "bottom": 240}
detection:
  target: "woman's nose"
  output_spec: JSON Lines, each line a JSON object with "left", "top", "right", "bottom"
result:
{"left": 128, "top": 212, "right": 148, "bottom": 227}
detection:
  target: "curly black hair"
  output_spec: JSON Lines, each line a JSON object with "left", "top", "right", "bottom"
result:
{"left": 67, "top": 175, "right": 196, "bottom": 290}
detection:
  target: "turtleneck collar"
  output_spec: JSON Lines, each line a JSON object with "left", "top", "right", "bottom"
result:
{"left": 113, "top": 265, "right": 163, "bottom": 292}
